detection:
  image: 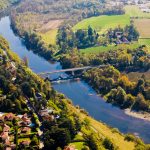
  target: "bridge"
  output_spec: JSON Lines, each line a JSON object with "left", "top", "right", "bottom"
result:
{"left": 38, "top": 65, "right": 107, "bottom": 76}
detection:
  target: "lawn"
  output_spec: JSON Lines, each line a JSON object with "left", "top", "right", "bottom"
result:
{"left": 38, "top": 29, "right": 58, "bottom": 45}
{"left": 134, "top": 19, "right": 150, "bottom": 38}
{"left": 73, "top": 15, "right": 130, "bottom": 34}
{"left": 80, "top": 43, "right": 140, "bottom": 55}
{"left": 124, "top": 5, "right": 150, "bottom": 18}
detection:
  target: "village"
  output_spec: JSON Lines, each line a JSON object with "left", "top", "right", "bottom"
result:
{"left": 0, "top": 47, "right": 61, "bottom": 150}
{"left": 106, "top": 0, "right": 150, "bottom": 13}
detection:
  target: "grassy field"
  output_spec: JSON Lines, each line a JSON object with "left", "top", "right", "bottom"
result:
{"left": 124, "top": 5, "right": 150, "bottom": 18}
{"left": 134, "top": 19, "right": 150, "bottom": 38}
{"left": 80, "top": 43, "right": 140, "bottom": 54}
{"left": 139, "top": 39, "right": 150, "bottom": 48}
{"left": 73, "top": 15, "right": 130, "bottom": 34}
{"left": 70, "top": 142, "right": 85, "bottom": 149}
{"left": 67, "top": 102, "right": 135, "bottom": 150}
{"left": 38, "top": 29, "right": 58, "bottom": 45}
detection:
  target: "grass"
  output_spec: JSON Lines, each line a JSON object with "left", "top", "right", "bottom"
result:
{"left": 73, "top": 15, "right": 130, "bottom": 34}
{"left": 66, "top": 102, "right": 135, "bottom": 150}
{"left": 38, "top": 29, "right": 58, "bottom": 45}
{"left": 80, "top": 43, "right": 140, "bottom": 55}
{"left": 139, "top": 38, "right": 150, "bottom": 48}
{"left": 70, "top": 142, "right": 85, "bottom": 149}
{"left": 124, "top": 5, "right": 150, "bottom": 18}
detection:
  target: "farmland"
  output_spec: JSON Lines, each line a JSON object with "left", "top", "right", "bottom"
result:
{"left": 134, "top": 19, "right": 150, "bottom": 38}
{"left": 80, "top": 43, "right": 140, "bottom": 55}
{"left": 73, "top": 15, "right": 130, "bottom": 34}
{"left": 124, "top": 5, "right": 150, "bottom": 18}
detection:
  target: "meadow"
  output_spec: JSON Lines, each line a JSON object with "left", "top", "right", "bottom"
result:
{"left": 73, "top": 15, "right": 130, "bottom": 34}
{"left": 38, "top": 29, "right": 58, "bottom": 45}
{"left": 80, "top": 43, "right": 140, "bottom": 55}
{"left": 139, "top": 39, "right": 150, "bottom": 48}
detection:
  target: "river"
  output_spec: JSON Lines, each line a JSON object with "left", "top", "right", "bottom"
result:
{"left": 0, "top": 16, "right": 150, "bottom": 143}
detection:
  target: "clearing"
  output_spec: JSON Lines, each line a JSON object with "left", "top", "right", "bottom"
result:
{"left": 37, "top": 20, "right": 63, "bottom": 33}
{"left": 73, "top": 15, "right": 130, "bottom": 34}
{"left": 38, "top": 29, "right": 58, "bottom": 45}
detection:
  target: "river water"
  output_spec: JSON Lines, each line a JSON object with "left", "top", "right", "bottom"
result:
{"left": 0, "top": 16, "right": 150, "bottom": 143}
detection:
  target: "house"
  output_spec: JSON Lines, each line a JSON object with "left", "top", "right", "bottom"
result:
{"left": 21, "top": 127, "right": 31, "bottom": 133}
{"left": 10, "top": 144, "right": 16, "bottom": 149}
{"left": 115, "top": 32, "right": 123, "bottom": 39}
{"left": 21, "top": 114, "right": 31, "bottom": 125}
{"left": 0, "top": 132, "right": 9, "bottom": 141}
{"left": 35, "top": 93, "right": 42, "bottom": 100}
{"left": 4, "top": 113, "right": 15, "bottom": 121}
{"left": 6, "top": 61, "right": 16, "bottom": 76}
{"left": 64, "top": 146, "right": 75, "bottom": 150}
{"left": 0, "top": 117, "right": 3, "bottom": 123}
{"left": 122, "top": 37, "right": 130, "bottom": 44}
{"left": 20, "top": 141, "right": 30, "bottom": 147}
{"left": 3, "top": 124, "right": 10, "bottom": 132}
{"left": 116, "top": 39, "right": 122, "bottom": 45}
{"left": 39, "top": 109, "right": 54, "bottom": 121}
{"left": 5, "top": 139, "right": 11, "bottom": 146}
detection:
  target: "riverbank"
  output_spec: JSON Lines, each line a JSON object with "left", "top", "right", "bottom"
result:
{"left": 1, "top": 16, "right": 150, "bottom": 143}
{"left": 125, "top": 109, "right": 150, "bottom": 122}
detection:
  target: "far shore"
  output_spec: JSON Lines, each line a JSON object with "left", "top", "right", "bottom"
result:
{"left": 125, "top": 109, "right": 150, "bottom": 122}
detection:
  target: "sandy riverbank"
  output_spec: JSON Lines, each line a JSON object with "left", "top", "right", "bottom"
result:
{"left": 125, "top": 109, "right": 150, "bottom": 122}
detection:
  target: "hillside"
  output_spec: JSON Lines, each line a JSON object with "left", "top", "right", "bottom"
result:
{"left": 0, "top": 35, "right": 144, "bottom": 150}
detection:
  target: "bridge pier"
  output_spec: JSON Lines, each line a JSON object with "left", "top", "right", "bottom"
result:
{"left": 71, "top": 71, "right": 75, "bottom": 76}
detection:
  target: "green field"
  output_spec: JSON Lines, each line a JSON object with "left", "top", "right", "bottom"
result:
{"left": 139, "top": 38, "right": 150, "bottom": 48}
{"left": 38, "top": 29, "right": 58, "bottom": 45}
{"left": 73, "top": 15, "right": 130, "bottom": 34}
{"left": 125, "top": 5, "right": 150, "bottom": 18}
{"left": 80, "top": 43, "right": 140, "bottom": 54}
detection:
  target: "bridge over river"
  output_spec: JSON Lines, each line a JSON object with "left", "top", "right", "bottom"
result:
{"left": 38, "top": 65, "right": 107, "bottom": 76}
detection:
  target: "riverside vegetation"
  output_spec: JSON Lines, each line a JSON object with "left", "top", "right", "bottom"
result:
{"left": 1, "top": 35, "right": 149, "bottom": 150}
{"left": 9, "top": 0, "right": 150, "bottom": 117}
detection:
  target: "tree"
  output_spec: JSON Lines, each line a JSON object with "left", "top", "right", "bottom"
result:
{"left": 103, "top": 138, "right": 117, "bottom": 150}
{"left": 43, "top": 127, "right": 71, "bottom": 149}
{"left": 21, "top": 82, "right": 33, "bottom": 97}
{"left": 115, "top": 86, "right": 127, "bottom": 105}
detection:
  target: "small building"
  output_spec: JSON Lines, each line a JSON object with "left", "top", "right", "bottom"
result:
{"left": 35, "top": 93, "right": 42, "bottom": 100}
{"left": 64, "top": 146, "right": 75, "bottom": 150}
{"left": 115, "top": 32, "right": 123, "bottom": 39}
{"left": 3, "top": 124, "right": 10, "bottom": 132}
{"left": 0, "top": 132, "right": 9, "bottom": 141}
{"left": 21, "top": 127, "right": 31, "bottom": 134}
{"left": 21, "top": 114, "right": 31, "bottom": 125}
{"left": 20, "top": 141, "right": 30, "bottom": 147}
{"left": 4, "top": 113, "right": 15, "bottom": 121}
